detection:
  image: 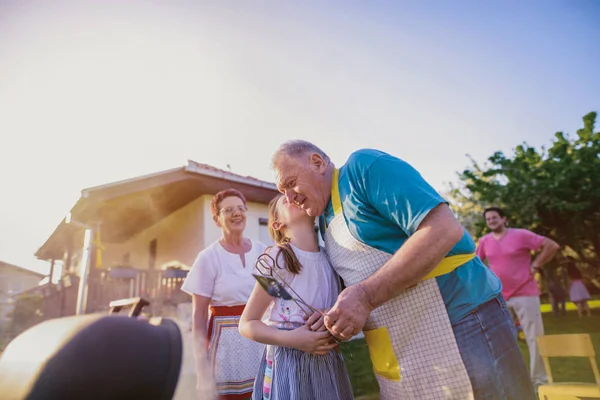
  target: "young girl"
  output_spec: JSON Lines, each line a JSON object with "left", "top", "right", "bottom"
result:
{"left": 239, "top": 195, "right": 354, "bottom": 400}
{"left": 567, "top": 263, "right": 591, "bottom": 317}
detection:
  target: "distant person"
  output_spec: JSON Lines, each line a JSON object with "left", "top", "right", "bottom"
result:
{"left": 542, "top": 270, "right": 567, "bottom": 317}
{"left": 567, "top": 262, "right": 591, "bottom": 317}
{"left": 181, "top": 189, "right": 267, "bottom": 399}
{"left": 477, "top": 207, "right": 559, "bottom": 390}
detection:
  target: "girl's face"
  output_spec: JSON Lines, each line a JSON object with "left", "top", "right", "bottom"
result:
{"left": 273, "top": 195, "right": 312, "bottom": 232}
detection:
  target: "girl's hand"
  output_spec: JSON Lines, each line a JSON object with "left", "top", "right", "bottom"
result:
{"left": 287, "top": 324, "right": 338, "bottom": 355}
{"left": 304, "top": 310, "right": 327, "bottom": 332}
{"left": 304, "top": 310, "right": 345, "bottom": 344}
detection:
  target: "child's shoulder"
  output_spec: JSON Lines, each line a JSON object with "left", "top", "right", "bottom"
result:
{"left": 265, "top": 244, "right": 284, "bottom": 260}
{"left": 254, "top": 245, "right": 284, "bottom": 277}
{"left": 260, "top": 245, "right": 292, "bottom": 271}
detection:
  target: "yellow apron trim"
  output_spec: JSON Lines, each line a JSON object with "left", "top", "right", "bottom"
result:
{"left": 364, "top": 327, "right": 401, "bottom": 381}
{"left": 331, "top": 168, "right": 342, "bottom": 216}
{"left": 421, "top": 252, "right": 476, "bottom": 281}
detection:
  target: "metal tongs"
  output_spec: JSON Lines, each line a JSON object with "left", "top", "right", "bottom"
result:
{"left": 253, "top": 251, "right": 342, "bottom": 344}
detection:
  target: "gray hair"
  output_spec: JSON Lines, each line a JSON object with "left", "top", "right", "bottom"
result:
{"left": 271, "top": 140, "right": 330, "bottom": 170}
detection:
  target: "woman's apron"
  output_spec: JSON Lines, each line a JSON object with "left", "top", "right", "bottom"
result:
{"left": 324, "top": 169, "right": 474, "bottom": 400}
{"left": 207, "top": 305, "right": 263, "bottom": 400}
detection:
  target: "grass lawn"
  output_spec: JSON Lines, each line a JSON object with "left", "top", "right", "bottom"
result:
{"left": 340, "top": 301, "right": 600, "bottom": 400}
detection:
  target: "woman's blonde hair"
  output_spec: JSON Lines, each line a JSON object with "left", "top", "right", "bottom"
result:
{"left": 267, "top": 195, "right": 303, "bottom": 275}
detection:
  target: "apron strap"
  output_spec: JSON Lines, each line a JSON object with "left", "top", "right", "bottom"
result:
{"left": 323, "top": 168, "right": 342, "bottom": 230}
{"left": 328, "top": 167, "right": 475, "bottom": 281}
{"left": 209, "top": 305, "right": 246, "bottom": 317}
{"left": 422, "top": 252, "right": 476, "bottom": 280}
{"left": 331, "top": 168, "right": 343, "bottom": 216}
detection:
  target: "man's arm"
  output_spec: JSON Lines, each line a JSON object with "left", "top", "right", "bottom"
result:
{"left": 324, "top": 152, "right": 467, "bottom": 339}
{"left": 475, "top": 238, "right": 487, "bottom": 264}
{"left": 325, "top": 203, "right": 464, "bottom": 339}
{"left": 531, "top": 237, "right": 560, "bottom": 270}
{"left": 360, "top": 203, "right": 464, "bottom": 309}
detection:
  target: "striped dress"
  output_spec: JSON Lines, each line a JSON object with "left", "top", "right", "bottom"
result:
{"left": 252, "top": 245, "right": 354, "bottom": 400}
{"left": 253, "top": 330, "right": 354, "bottom": 400}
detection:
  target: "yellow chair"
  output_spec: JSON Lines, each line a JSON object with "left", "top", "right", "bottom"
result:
{"left": 537, "top": 333, "right": 600, "bottom": 400}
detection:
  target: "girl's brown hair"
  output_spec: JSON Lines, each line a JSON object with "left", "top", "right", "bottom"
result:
{"left": 268, "top": 195, "right": 303, "bottom": 275}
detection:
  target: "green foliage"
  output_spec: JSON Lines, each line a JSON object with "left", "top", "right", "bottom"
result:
{"left": 451, "top": 112, "right": 600, "bottom": 275}
{"left": 445, "top": 156, "right": 491, "bottom": 239}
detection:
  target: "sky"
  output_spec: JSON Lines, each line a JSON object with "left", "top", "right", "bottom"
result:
{"left": 0, "top": 0, "right": 599, "bottom": 276}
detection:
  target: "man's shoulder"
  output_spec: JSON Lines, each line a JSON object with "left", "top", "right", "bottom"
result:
{"left": 345, "top": 148, "right": 383, "bottom": 168}
{"left": 344, "top": 148, "right": 406, "bottom": 175}
{"left": 478, "top": 233, "right": 493, "bottom": 243}
{"left": 346, "top": 148, "right": 400, "bottom": 164}
{"left": 510, "top": 228, "right": 540, "bottom": 237}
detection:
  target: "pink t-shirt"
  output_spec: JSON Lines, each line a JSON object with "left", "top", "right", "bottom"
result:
{"left": 476, "top": 228, "right": 545, "bottom": 299}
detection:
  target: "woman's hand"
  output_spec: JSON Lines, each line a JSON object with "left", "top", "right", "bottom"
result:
{"left": 286, "top": 324, "right": 338, "bottom": 355}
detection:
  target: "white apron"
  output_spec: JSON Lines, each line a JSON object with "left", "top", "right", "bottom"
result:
{"left": 206, "top": 305, "right": 264, "bottom": 398}
{"left": 324, "top": 169, "right": 474, "bottom": 400}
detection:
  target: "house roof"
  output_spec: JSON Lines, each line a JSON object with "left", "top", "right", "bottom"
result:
{"left": 35, "top": 161, "right": 279, "bottom": 261}
{"left": 0, "top": 260, "right": 46, "bottom": 278}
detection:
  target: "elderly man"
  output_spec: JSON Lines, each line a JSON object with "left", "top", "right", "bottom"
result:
{"left": 271, "top": 140, "right": 535, "bottom": 400}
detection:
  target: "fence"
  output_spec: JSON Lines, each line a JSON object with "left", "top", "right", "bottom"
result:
{"left": 7, "top": 267, "right": 190, "bottom": 340}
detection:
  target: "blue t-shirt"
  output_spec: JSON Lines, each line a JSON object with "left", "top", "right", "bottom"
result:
{"left": 319, "top": 149, "right": 501, "bottom": 323}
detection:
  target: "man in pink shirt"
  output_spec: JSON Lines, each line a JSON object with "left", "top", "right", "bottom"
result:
{"left": 476, "top": 207, "right": 559, "bottom": 389}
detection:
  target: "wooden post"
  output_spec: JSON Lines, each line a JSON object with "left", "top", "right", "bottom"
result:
{"left": 48, "top": 259, "right": 55, "bottom": 284}
{"left": 59, "top": 277, "right": 65, "bottom": 317}
{"left": 75, "top": 228, "right": 93, "bottom": 315}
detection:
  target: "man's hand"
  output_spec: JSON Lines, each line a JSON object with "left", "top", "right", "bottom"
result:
{"left": 324, "top": 283, "right": 373, "bottom": 341}
{"left": 304, "top": 310, "right": 327, "bottom": 332}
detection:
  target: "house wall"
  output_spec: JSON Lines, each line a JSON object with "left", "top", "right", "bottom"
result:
{"left": 100, "top": 195, "right": 271, "bottom": 271}
{"left": 0, "top": 265, "right": 43, "bottom": 333}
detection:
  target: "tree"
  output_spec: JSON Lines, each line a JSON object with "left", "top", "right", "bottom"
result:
{"left": 452, "top": 112, "right": 600, "bottom": 277}
{"left": 445, "top": 156, "right": 492, "bottom": 239}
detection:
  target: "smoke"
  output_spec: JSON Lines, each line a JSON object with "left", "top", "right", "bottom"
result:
{"left": 172, "top": 320, "right": 217, "bottom": 400}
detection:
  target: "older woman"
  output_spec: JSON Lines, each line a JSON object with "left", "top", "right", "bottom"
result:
{"left": 181, "top": 189, "right": 267, "bottom": 400}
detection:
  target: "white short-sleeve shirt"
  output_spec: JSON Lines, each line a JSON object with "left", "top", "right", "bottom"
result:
{"left": 181, "top": 239, "right": 267, "bottom": 307}
{"left": 256, "top": 244, "right": 341, "bottom": 327}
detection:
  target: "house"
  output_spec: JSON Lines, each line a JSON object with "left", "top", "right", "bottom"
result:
{"left": 33, "top": 160, "right": 280, "bottom": 316}
{"left": 0, "top": 261, "right": 45, "bottom": 337}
